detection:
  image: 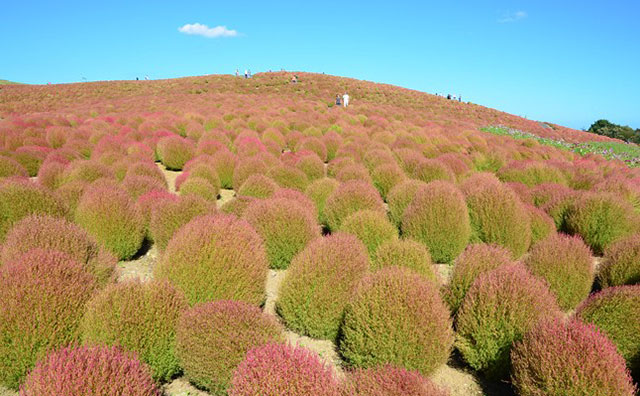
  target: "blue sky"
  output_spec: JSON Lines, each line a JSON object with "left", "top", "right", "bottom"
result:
{"left": 1, "top": 1, "right": 638, "bottom": 130}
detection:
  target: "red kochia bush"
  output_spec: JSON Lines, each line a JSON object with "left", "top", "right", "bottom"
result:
{"left": 1, "top": 215, "right": 116, "bottom": 285}
{"left": 599, "top": 234, "right": 640, "bottom": 287}
{"left": 524, "top": 234, "right": 593, "bottom": 311}
{"left": 0, "top": 250, "right": 97, "bottom": 389}
{"left": 455, "top": 264, "right": 561, "bottom": 379}
{"left": 401, "top": 181, "right": 471, "bottom": 263}
{"left": 74, "top": 185, "right": 145, "bottom": 260}
{"left": 339, "top": 267, "right": 454, "bottom": 375}
{"left": 19, "top": 345, "right": 161, "bottom": 396}
{"left": 510, "top": 318, "right": 636, "bottom": 396}
{"left": 228, "top": 343, "right": 340, "bottom": 396}
{"left": 155, "top": 214, "right": 268, "bottom": 306}
{"left": 340, "top": 365, "right": 450, "bottom": 396}
{"left": 324, "top": 180, "right": 385, "bottom": 231}
{"left": 176, "top": 300, "right": 284, "bottom": 394}
{"left": 156, "top": 134, "right": 195, "bottom": 170}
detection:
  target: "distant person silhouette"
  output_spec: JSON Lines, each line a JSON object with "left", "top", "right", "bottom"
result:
{"left": 244, "top": 70, "right": 248, "bottom": 78}
{"left": 248, "top": 69, "right": 252, "bottom": 78}
{"left": 459, "top": 95, "right": 462, "bottom": 102}
{"left": 343, "top": 92, "right": 350, "bottom": 107}
{"left": 335, "top": 94, "right": 341, "bottom": 107}
{"left": 447, "top": 94, "right": 451, "bottom": 100}
{"left": 235, "top": 69, "right": 239, "bottom": 77}
{"left": 145, "top": 76, "right": 149, "bottom": 81}
{"left": 136, "top": 77, "right": 139, "bottom": 81}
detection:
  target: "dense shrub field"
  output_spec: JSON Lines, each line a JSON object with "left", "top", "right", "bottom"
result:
{"left": 1, "top": 72, "right": 639, "bottom": 395}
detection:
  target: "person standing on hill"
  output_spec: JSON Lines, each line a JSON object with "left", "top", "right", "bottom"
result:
{"left": 343, "top": 92, "right": 350, "bottom": 107}
{"left": 335, "top": 94, "right": 341, "bottom": 107}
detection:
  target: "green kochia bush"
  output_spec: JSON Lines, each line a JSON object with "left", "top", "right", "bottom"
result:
{"left": 19, "top": 345, "right": 161, "bottom": 396}
{"left": 373, "top": 239, "right": 436, "bottom": 281}
{"left": 455, "top": 264, "right": 561, "bottom": 379}
{"left": 511, "top": 318, "right": 637, "bottom": 396}
{"left": 340, "top": 365, "right": 449, "bottom": 396}
{"left": 340, "top": 210, "right": 398, "bottom": 259}
{"left": 305, "top": 177, "right": 339, "bottom": 225}
{"left": 149, "top": 194, "right": 215, "bottom": 251}
{"left": 74, "top": 185, "right": 145, "bottom": 260}
{"left": 155, "top": 214, "right": 268, "bottom": 306}
{"left": 268, "top": 164, "right": 310, "bottom": 192}
{"left": 339, "top": 266, "right": 454, "bottom": 375}
{"left": 401, "top": 181, "right": 470, "bottom": 263}
{"left": 443, "top": 243, "right": 514, "bottom": 315}
{"left": 237, "top": 174, "right": 279, "bottom": 198}
{"left": 371, "top": 163, "right": 406, "bottom": 200}
{"left": 0, "top": 214, "right": 116, "bottom": 285}
{"left": 566, "top": 192, "right": 637, "bottom": 255}
{"left": 157, "top": 135, "right": 195, "bottom": 170}
{"left": 0, "top": 250, "right": 97, "bottom": 389}
{"left": 0, "top": 155, "right": 28, "bottom": 178}
{"left": 178, "top": 176, "right": 218, "bottom": 201}
{"left": 599, "top": 234, "right": 640, "bottom": 287}
{"left": 228, "top": 343, "right": 340, "bottom": 396}
{"left": 387, "top": 179, "right": 428, "bottom": 227}
{"left": 243, "top": 198, "right": 320, "bottom": 269}
{"left": 526, "top": 204, "right": 556, "bottom": 244}
{"left": 80, "top": 280, "right": 189, "bottom": 382}
{"left": 576, "top": 285, "right": 640, "bottom": 376}
{"left": 524, "top": 234, "right": 593, "bottom": 311}
{"left": 324, "top": 180, "right": 385, "bottom": 231}
{"left": 276, "top": 233, "right": 369, "bottom": 340}
{"left": 176, "top": 300, "right": 283, "bottom": 394}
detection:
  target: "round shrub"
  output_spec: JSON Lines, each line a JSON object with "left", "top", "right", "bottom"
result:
{"left": 155, "top": 214, "right": 268, "bottom": 306}
{"left": 371, "top": 163, "right": 406, "bottom": 200}
{"left": 179, "top": 176, "right": 218, "bottom": 201}
{"left": 339, "top": 266, "right": 454, "bottom": 375}
{"left": 576, "top": 285, "right": 640, "bottom": 375}
{"left": 125, "top": 161, "right": 167, "bottom": 185}
{"left": 0, "top": 155, "right": 28, "bottom": 178}
{"left": 157, "top": 135, "right": 195, "bottom": 170}
{"left": 149, "top": 194, "right": 214, "bottom": 251}
{"left": 1, "top": 214, "right": 116, "bottom": 285}
{"left": 305, "top": 177, "right": 339, "bottom": 225}
{"left": 243, "top": 198, "right": 319, "bottom": 269}
{"left": 526, "top": 204, "right": 556, "bottom": 244}
{"left": 14, "top": 146, "right": 49, "bottom": 177}
{"left": 237, "top": 174, "right": 278, "bottom": 198}
{"left": 122, "top": 174, "right": 167, "bottom": 200}
{"left": 566, "top": 192, "right": 637, "bottom": 254}
{"left": 36, "top": 161, "right": 65, "bottom": 189}
{"left": 463, "top": 175, "right": 531, "bottom": 258}
{"left": 296, "top": 137, "right": 328, "bottom": 161}
{"left": 74, "top": 185, "right": 145, "bottom": 260}
{"left": 176, "top": 163, "right": 221, "bottom": 193}
{"left": 20, "top": 345, "right": 160, "bottom": 396}
{"left": 136, "top": 189, "right": 177, "bottom": 231}
{"left": 373, "top": 239, "right": 436, "bottom": 281}
{"left": 81, "top": 280, "right": 188, "bottom": 382}
{"left": 363, "top": 149, "right": 396, "bottom": 171}
{"left": 340, "top": 365, "right": 449, "bottom": 396}
{"left": 219, "top": 195, "right": 256, "bottom": 217}
{"left": 443, "top": 243, "right": 513, "bottom": 315}
{"left": 387, "top": 179, "right": 428, "bottom": 227}
{"left": 176, "top": 300, "right": 283, "bottom": 394}
{"left": 327, "top": 157, "right": 355, "bottom": 178}
{"left": 524, "top": 234, "right": 593, "bottom": 311}
{"left": 228, "top": 343, "right": 340, "bottom": 396}
{"left": 324, "top": 180, "right": 385, "bottom": 231}
{"left": 511, "top": 318, "right": 636, "bottom": 396}
{"left": 0, "top": 178, "right": 67, "bottom": 241}
{"left": 210, "top": 149, "right": 237, "bottom": 189}
{"left": 401, "top": 181, "right": 470, "bottom": 263}
{"left": 340, "top": 210, "right": 398, "bottom": 259}
{"left": 0, "top": 250, "right": 97, "bottom": 389}
{"left": 62, "top": 160, "right": 113, "bottom": 185}
{"left": 276, "top": 233, "right": 369, "bottom": 340}
{"left": 413, "top": 159, "right": 455, "bottom": 183}
{"left": 268, "top": 164, "right": 310, "bottom": 192}
{"left": 599, "top": 234, "right": 640, "bottom": 287}
{"left": 232, "top": 156, "right": 269, "bottom": 190}
{"left": 498, "top": 161, "right": 567, "bottom": 187}
{"left": 455, "top": 264, "right": 561, "bottom": 379}
{"left": 295, "top": 153, "right": 325, "bottom": 181}
{"left": 336, "top": 163, "right": 373, "bottom": 184}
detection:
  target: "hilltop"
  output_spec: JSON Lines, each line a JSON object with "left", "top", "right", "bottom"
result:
{"left": 0, "top": 79, "right": 22, "bottom": 85}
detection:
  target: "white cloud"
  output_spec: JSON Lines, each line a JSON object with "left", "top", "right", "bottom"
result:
{"left": 498, "top": 11, "right": 527, "bottom": 23}
{"left": 178, "top": 23, "right": 238, "bottom": 38}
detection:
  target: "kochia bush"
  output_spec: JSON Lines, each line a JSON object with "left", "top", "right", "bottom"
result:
{"left": 305, "top": 177, "right": 339, "bottom": 225}
{"left": 324, "top": 180, "right": 385, "bottom": 231}
{"left": 276, "top": 233, "right": 369, "bottom": 340}
{"left": 155, "top": 214, "right": 268, "bottom": 306}
{"left": 371, "top": 163, "right": 406, "bottom": 200}
{"left": 0, "top": 155, "right": 28, "bottom": 178}
{"left": 386, "top": 179, "right": 428, "bottom": 227}
{"left": 176, "top": 300, "right": 283, "bottom": 394}
{"left": 19, "top": 345, "right": 160, "bottom": 396}
{"left": 340, "top": 365, "right": 450, "bottom": 396}
{"left": 228, "top": 343, "right": 340, "bottom": 396}
{"left": 339, "top": 266, "right": 454, "bottom": 375}
{"left": 340, "top": 210, "right": 398, "bottom": 259}
{"left": 178, "top": 176, "right": 218, "bottom": 201}
{"left": 237, "top": 174, "right": 278, "bottom": 198}
{"left": 149, "top": 194, "right": 214, "bottom": 251}
{"left": 510, "top": 318, "right": 637, "bottom": 396}
{"left": 268, "top": 164, "right": 310, "bottom": 192}
{"left": 455, "top": 264, "right": 561, "bottom": 379}
{"left": 157, "top": 134, "right": 195, "bottom": 170}
{"left": 524, "top": 234, "right": 593, "bottom": 311}
{"left": 0, "top": 250, "right": 97, "bottom": 389}
{"left": 401, "top": 181, "right": 470, "bottom": 263}
{"left": 372, "top": 238, "right": 436, "bottom": 281}
{"left": 526, "top": 204, "right": 556, "bottom": 244}
{"left": 599, "top": 234, "right": 640, "bottom": 288}
{"left": 80, "top": 280, "right": 189, "bottom": 382}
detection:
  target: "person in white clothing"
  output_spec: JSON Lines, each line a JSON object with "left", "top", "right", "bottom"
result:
{"left": 342, "top": 92, "right": 350, "bottom": 107}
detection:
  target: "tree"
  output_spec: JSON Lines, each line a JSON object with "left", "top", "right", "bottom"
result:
{"left": 588, "top": 119, "right": 640, "bottom": 144}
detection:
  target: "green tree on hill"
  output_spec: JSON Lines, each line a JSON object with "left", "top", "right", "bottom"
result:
{"left": 588, "top": 119, "right": 640, "bottom": 144}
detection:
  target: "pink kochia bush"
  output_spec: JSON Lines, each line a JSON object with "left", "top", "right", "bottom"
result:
{"left": 176, "top": 300, "right": 283, "bottom": 394}
{"left": 74, "top": 185, "right": 145, "bottom": 260}
{"left": 401, "top": 181, "right": 471, "bottom": 263}
{"left": 228, "top": 343, "right": 340, "bottom": 396}
{"left": 599, "top": 234, "right": 640, "bottom": 287}
{"left": 510, "top": 318, "right": 637, "bottom": 396}
{"left": 155, "top": 214, "right": 268, "bottom": 306}
{"left": 243, "top": 198, "right": 320, "bottom": 269}
{"left": 276, "top": 233, "right": 370, "bottom": 340}
{"left": 340, "top": 365, "right": 449, "bottom": 396}
{"left": 324, "top": 180, "right": 385, "bottom": 231}
{"left": 339, "top": 266, "right": 454, "bottom": 375}
{"left": 0, "top": 214, "right": 116, "bottom": 285}
{"left": 0, "top": 250, "right": 97, "bottom": 389}
{"left": 156, "top": 134, "right": 195, "bottom": 170}
{"left": 80, "top": 280, "right": 189, "bottom": 382}
{"left": 19, "top": 345, "right": 161, "bottom": 396}
{"left": 524, "top": 234, "right": 593, "bottom": 311}
{"left": 455, "top": 264, "right": 561, "bottom": 379}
